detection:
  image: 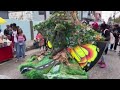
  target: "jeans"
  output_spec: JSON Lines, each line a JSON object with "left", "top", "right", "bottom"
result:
{"left": 110, "top": 44, "right": 114, "bottom": 50}
{"left": 104, "top": 41, "right": 109, "bottom": 54}
{"left": 114, "top": 39, "right": 119, "bottom": 50}
{"left": 14, "top": 42, "right": 18, "bottom": 52}
{"left": 14, "top": 42, "right": 18, "bottom": 56}
{"left": 101, "top": 55, "right": 104, "bottom": 62}
{"left": 16, "top": 42, "right": 25, "bottom": 59}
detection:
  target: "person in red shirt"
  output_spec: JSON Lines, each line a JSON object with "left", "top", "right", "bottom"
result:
{"left": 36, "top": 32, "right": 43, "bottom": 41}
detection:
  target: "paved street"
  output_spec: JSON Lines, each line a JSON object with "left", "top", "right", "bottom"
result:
{"left": 89, "top": 46, "right": 120, "bottom": 79}
{"left": 0, "top": 46, "right": 120, "bottom": 79}
{"left": 0, "top": 49, "right": 40, "bottom": 79}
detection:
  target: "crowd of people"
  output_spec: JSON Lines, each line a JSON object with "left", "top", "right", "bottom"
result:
{"left": 2, "top": 23, "right": 26, "bottom": 62}
{"left": 92, "top": 21, "right": 120, "bottom": 68}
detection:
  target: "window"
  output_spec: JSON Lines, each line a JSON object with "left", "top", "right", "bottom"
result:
{"left": 39, "top": 11, "right": 46, "bottom": 15}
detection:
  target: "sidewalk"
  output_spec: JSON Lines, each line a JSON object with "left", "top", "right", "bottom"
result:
{"left": 26, "top": 40, "right": 34, "bottom": 51}
{"left": 0, "top": 49, "right": 40, "bottom": 79}
{"left": 89, "top": 46, "right": 120, "bottom": 79}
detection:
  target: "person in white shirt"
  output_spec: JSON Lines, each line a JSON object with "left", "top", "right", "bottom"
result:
{"left": 110, "top": 32, "right": 115, "bottom": 51}
{"left": 12, "top": 25, "right": 18, "bottom": 53}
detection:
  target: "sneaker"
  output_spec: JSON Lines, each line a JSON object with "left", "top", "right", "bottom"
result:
{"left": 114, "top": 50, "right": 117, "bottom": 52}
{"left": 98, "top": 61, "right": 102, "bottom": 65}
{"left": 100, "top": 63, "right": 106, "bottom": 68}
{"left": 15, "top": 59, "right": 19, "bottom": 63}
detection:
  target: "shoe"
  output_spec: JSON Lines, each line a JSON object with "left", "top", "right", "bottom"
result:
{"left": 114, "top": 50, "right": 116, "bottom": 52}
{"left": 100, "top": 63, "right": 106, "bottom": 68}
{"left": 15, "top": 59, "right": 19, "bottom": 63}
{"left": 98, "top": 61, "right": 102, "bottom": 64}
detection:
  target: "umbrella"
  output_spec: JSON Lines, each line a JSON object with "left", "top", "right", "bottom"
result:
{"left": 0, "top": 17, "right": 7, "bottom": 29}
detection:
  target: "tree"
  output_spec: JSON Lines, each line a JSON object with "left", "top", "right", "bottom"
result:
{"left": 114, "top": 16, "right": 120, "bottom": 23}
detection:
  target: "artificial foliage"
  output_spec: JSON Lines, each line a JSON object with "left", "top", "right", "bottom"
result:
{"left": 34, "top": 11, "right": 104, "bottom": 48}
{"left": 19, "top": 11, "right": 105, "bottom": 79}
{"left": 19, "top": 54, "right": 88, "bottom": 79}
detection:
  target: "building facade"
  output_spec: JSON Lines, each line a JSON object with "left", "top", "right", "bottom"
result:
{"left": 8, "top": 11, "right": 51, "bottom": 21}
{"left": 8, "top": 11, "right": 102, "bottom": 21}
{"left": 0, "top": 11, "right": 9, "bottom": 19}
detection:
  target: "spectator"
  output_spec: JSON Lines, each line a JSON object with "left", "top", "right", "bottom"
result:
{"left": 4, "top": 25, "right": 10, "bottom": 36}
{"left": 16, "top": 28, "right": 26, "bottom": 62}
{"left": 12, "top": 25, "right": 18, "bottom": 53}
{"left": 92, "top": 22, "right": 99, "bottom": 31}
{"left": 100, "top": 21, "right": 108, "bottom": 31}
{"left": 98, "top": 28, "right": 110, "bottom": 68}
{"left": 8, "top": 26, "right": 13, "bottom": 41}
{"left": 112, "top": 24, "right": 120, "bottom": 52}
{"left": 110, "top": 31, "right": 115, "bottom": 51}
{"left": 103, "top": 28, "right": 110, "bottom": 54}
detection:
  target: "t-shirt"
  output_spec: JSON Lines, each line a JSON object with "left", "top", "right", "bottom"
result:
{"left": 12, "top": 31, "right": 18, "bottom": 43}
{"left": 36, "top": 33, "right": 43, "bottom": 40}
{"left": 17, "top": 34, "right": 25, "bottom": 42}
{"left": 92, "top": 22, "right": 99, "bottom": 30}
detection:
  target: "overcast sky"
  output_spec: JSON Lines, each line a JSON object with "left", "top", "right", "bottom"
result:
{"left": 102, "top": 11, "right": 120, "bottom": 22}
{"left": 102, "top": 11, "right": 114, "bottom": 22}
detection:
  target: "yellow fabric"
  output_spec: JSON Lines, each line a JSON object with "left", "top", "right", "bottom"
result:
{"left": 74, "top": 46, "right": 88, "bottom": 57}
{"left": 0, "top": 17, "right": 6, "bottom": 25}
{"left": 47, "top": 41, "right": 52, "bottom": 48}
